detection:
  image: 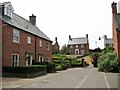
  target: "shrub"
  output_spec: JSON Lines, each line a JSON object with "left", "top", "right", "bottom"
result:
{"left": 71, "top": 59, "right": 82, "bottom": 67}
{"left": 55, "top": 64, "right": 63, "bottom": 71}
{"left": 98, "top": 52, "right": 119, "bottom": 73}
{"left": 33, "top": 62, "right": 56, "bottom": 73}
{"left": 52, "top": 60, "right": 62, "bottom": 64}
{"left": 2, "top": 65, "right": 47, "bottom": 78}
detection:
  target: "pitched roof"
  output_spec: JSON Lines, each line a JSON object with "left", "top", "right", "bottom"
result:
{"left": 114, "top": 13, "right": 120, "bottom": 32}
{"left": 104, "top": 38, "right": 113, "bottom": 44}
{"left": 0, "top": 2, "right": 51, "bottom": 41}
{"left": 68, "top": 37, "right": 88, "bottom": 45}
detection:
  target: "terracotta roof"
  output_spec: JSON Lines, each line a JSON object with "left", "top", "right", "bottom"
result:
{"left": 0, "top": 2, "right": 51, "bottom": 41}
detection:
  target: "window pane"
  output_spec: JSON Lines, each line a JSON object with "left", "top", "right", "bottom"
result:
{"left": 40, "top": 40, "right": 42, "bottom": 47}
{"left": 12, "top": 54, "right": 19, "bottom": 66}
{"left": 27, "top": 36, "right": 31, "bottom": 44}
{"left": 13, "top": 29, "right": 20, "bottom": 43}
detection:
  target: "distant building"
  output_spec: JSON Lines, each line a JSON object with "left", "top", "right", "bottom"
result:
{"left": 111, "top": 2, "right": 120, "bottom": 62}
{"left": 104, "top": 35, "right": 113, "bottom": 48}
{"left": 67, "top": 34, "right": 89, "bottom": 55}
{"left": 52, "top": 37, "right": 60, "bottom": 54}
{"left": 1, "top": 2, "right": 52, "bottom": 66}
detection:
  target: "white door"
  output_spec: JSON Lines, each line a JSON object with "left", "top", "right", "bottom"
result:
{"left": 75, "top": 49, "right": 79, "bottom": 55}
{"left": 38, "top": 55, "right": 44, "bottom": 62}
{"left": 26, "top": 53, "right": 32, "bottom": 66}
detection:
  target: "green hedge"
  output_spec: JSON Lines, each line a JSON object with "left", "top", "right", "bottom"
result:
{"left": 71, "top": 59, "right": 82, "bottom": 67}
{"left": 2, "top": 65, "right": 47, "bottom": 78}
{"left": 33, "top": 62, "right": 56, "bottom": 73}
{"left": 52, "top": 60, "right": 67, "bottom": 71}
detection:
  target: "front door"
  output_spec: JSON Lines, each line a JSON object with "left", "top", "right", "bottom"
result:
{"left": 25, "top": 53, "right": 32, "bottom": 66}
{"left": 75, "top": 49, "right": 79, "bottom": 55}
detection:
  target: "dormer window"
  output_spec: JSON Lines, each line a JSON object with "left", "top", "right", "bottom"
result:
{"left": 4, "top": 2, "right": 14, "bottom": 18}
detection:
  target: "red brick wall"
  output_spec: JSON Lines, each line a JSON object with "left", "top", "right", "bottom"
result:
{"left": 2, "top": 23, "right": 52, "bottom": 66}
{"left": 68, "top": 44, "right": 88, "bottom": 55}
{"left": 52, "top": 42, "right": 60, "bottom": 53}
{"left": 35, "top": 37, "right": 52, "bottom": 62}
{"left": 112, "top": 15, "right": 120, "bottom": 62}
{"left": 117, "top": 31, "right": 120, "bottom": 62}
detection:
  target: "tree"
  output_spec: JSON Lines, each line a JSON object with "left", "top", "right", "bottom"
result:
{"left": 60, "top": 44, "right": 69, "bottom": 54}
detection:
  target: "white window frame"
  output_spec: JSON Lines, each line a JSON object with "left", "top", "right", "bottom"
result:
{"left": 13, "top": 29, "right": 20, "bottom": 43}
{"left": 38, "top": 55, "right": 44, "bottom": 62}
{"left": 70, "top": 45, "right": 73, "bottom": 48}
{"left": 12, "top": 54, "right": 19, "bottom": 66}
{"left": 27, "top": 36, "right": 32, "bottom": 44}
{"left": 39, "top": 40, "right": 42, "bottom": 47}
{"left": 46, "top": 41, "right": 50, "bottom": 50}
{"left": 4, "top": 4, "right": 13, "bottom": 18}
{"left": 81, "top": 44, "right": 84, "bottom": 48}
{"left": 81, "top": 50, "right": 85, "bottom": 55}
{"left": 76, "top": 45, "right": 78, "bottom": 48}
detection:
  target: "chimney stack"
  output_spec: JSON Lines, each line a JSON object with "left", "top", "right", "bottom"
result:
{"left": 86, "top": 34, "right": 88, "bottom": 38}
{"left": 29, "top": 14, "right": 36, "bottom": 25}
{"left": 111, "top": 2, "right": 117, "bottom": 14}
{"left": 104, "top": 35, "right": 107, "bottom": 40}
{"left": 55, "top": 37, "right": 57, "bottom": 42}
{"left": 69, "top": 35, "right": 72, "bottom": 40}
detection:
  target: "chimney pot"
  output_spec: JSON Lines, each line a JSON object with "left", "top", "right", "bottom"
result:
{"left": 86, "top": 34, "right": 88, "bottom": 38}
{"left": 29, "top": 14, "right": 36, "bottom": 25}
{"left": 111, "top": 2, "right": 117, "bottom": 14}
{"left": 69, "top": 35, "right": 72, "bottom": 40}
{"left": 104, "top": 35, "right": 107, "bottom": 40}
{"left": 55, "top": 37, "right": 57, "bottom": 42}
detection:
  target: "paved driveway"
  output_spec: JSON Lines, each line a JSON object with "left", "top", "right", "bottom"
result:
{"left": 2, "top": 66, "right": 118, "bottom": 89}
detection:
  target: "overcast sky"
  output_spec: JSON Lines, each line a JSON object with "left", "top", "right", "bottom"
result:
{"left": 1, "top": 0, "right": 120, "bottom": 49}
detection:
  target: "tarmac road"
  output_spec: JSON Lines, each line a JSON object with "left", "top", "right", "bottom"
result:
{"left": 2, "top": 66, "right": 118, "bottom": 89}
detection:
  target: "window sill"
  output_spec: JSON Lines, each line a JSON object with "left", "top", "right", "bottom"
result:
{"left": 27, "top": 43, "right": 32, "bottom": 45}
{"left": 13, "top": 41, "right": 20, "bottom": 44}
{"left": 46, "top": 49, "right": 50, "bottom": 50}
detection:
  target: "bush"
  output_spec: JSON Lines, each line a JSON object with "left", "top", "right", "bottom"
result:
{"left": 55, "top": 64, "right": 63, "bottom": 71}
{"left": 2, "top": 65, "right": 47, "bottom": 78}
{"left": 52, "top": 60, "right": 62, "bottom": 64}
{"left": 98, "top": 53, "right": 119, "bottom": 73}
{"left": 52, "top": 60, "right": 68, "bottom": 71}
{"left": 33, "top": 62, "right": 56, "bottom": 73}
{"left": 71, "top": 59, "right": 82, "bottom": 67}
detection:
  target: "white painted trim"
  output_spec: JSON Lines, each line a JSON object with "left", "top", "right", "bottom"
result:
{"left": 12, "top": 54, "right": 19, "bottom": 66}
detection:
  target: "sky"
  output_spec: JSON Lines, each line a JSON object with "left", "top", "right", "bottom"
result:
{"left": 1, "top": 0, "right": 120, "bottom": 49}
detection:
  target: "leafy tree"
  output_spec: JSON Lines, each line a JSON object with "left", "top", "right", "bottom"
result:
{"left": 60, "top": 44, "right": 69, "bottom": 54}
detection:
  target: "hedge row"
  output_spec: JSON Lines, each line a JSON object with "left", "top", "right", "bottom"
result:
{"left": 33, "top": 62, "right": 56, "bottom": 73}
{"left": 2, "top": 65, "right": 47, "bottom": 78}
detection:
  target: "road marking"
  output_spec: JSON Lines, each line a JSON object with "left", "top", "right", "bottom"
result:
{"left": 103, "top": 73, "right": 110, "bottom": 88}
{"left": 76, "top": 68, "right": 93, "bottom": 88}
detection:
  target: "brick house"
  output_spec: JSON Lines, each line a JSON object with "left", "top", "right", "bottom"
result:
{"left": 52, "top": 37, "right": 60, "bottom": 54}
{"left": 103, "top": 35, "right": 113, "bottom": 48}
{"left": 111, "top": 2, "right": 120, "bottom": 63}
{"left": 0, "top": 2, "right": 52, "bottom": 66}
{"left": 67, "top": 34, "right": 89, "bottom": 55}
